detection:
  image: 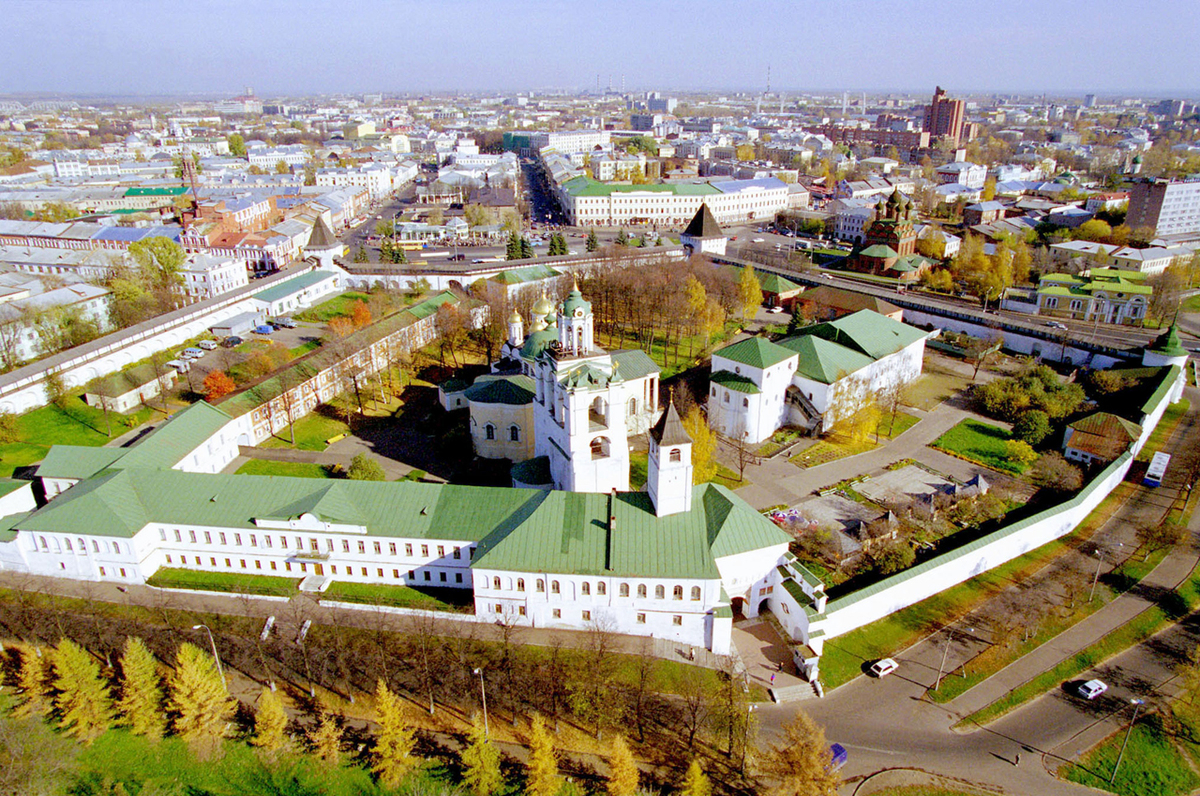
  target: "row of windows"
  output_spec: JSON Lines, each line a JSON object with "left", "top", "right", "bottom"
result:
{"left": 161, "top": 553, "right": 468, "bottom": 584}
{"left": 491, "top": 577, "right": 702, "bottom": 601}
{"left": 156, "top": 529, "right": 466, "bottom": 560}
{"left": 37, "top": 536, "right": 121, "bottom": 555}
{"left": 492, "top": 603, "right": 685, "bottom": 625}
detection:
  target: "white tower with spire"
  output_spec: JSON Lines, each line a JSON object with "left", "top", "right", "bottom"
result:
{"left": 507, "top": 309, "right": 524, "bottom": 348}
{"left": 647, "top": 394, "right": 693, "bottom": 517}
{"left": 531, "top": 281, "right": 630, "bottom": 494}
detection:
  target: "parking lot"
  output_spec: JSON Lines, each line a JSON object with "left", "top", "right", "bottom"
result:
{"left": 168, "top": 319, "right": 325, "bottom": 382}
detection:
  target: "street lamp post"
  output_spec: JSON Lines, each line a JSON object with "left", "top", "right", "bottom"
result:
{"left": 1091, "top": 543, "right": 1123, "bottom": 602}
{"left": 473, "top": 667, "right": 489, "bottom": 738}
{"left": 192, "top": 624, "right": 226, "bottom": 690}
{"left": 1111, "top": 699, "right": 1145, "bottom": 784}
{"left": 935, "top": 623, "right": 974, "bottom": 691}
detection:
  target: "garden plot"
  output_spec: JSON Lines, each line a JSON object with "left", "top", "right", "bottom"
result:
{"left": 855, "top": 465, "right": 956, "bottom": 506}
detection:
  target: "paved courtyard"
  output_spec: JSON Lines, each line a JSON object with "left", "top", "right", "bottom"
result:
{"left": 854, "top": 464, "right": 956, "bottom": 506}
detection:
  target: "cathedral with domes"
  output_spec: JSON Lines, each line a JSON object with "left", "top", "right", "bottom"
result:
{"left": 461, "top": 280, "right": 663, "bottom": 494}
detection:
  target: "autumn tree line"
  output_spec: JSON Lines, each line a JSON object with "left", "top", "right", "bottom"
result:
{"left": 0, "top": 588, "right": 840, "bottom": 796}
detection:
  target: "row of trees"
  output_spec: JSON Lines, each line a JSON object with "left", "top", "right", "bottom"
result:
{"left": 2, "top": 621, "right": 838, "bottom": 796}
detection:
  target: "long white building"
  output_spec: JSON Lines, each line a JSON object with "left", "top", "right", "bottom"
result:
{"left": 556, "top": 176, "right": 789, "bottom": 228}
{"left": 3, "top": 397, "right": 827, "bottom": 655}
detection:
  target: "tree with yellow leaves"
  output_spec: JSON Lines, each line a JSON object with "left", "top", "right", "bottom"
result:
{"left": 606, "top": 734, "right": 639, "bottom": 796}
{"left": 309, "top": 710, "right": 342, "bottom": 768}
{"left": 681, "top": 406, "right": 718, "bottom": 484}
{"left": 116, "top": 637, "right": 165, "bottom": 740}
{"left": 737, "top": 266, "right": 763, "bottom": 320}
{"left": 253, "top": 686, "right": 290, "bottom": 754}
{"left": 168, "top": 642, "right": 235, "bottom": 760}
{"left": 524, "top": 714, "right": 560, "bottom": 796}
{"left": 51, "top": 639, "right": 112, "bottom": 744}
{"left": 15, "top": 646, "right": 51, "bottom": 718}
{"left": 461, "top": 712, "right": 502, "bottom": 796}
{"left": 680, "top": 759, "right": 712, "bottom": 796}
{"left": 372, "top": 679, "right": 420, "bottom": 787}
{"left": 757, "top": 710, "right": 840, "bottom": 796}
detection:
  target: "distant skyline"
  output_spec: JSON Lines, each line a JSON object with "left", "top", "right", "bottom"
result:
{"left": 5, "top": 0, "right": 1199, "bottom": 98}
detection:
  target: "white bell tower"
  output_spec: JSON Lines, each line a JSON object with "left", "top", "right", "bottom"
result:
{"left": 647, "top": 395, "right": 693, "bottom": 517}
{"left": 507, "top": 309, "right": 524, "bottom": 348}
{"left": 558, "top": 278, "right": 594, "bottom": 356}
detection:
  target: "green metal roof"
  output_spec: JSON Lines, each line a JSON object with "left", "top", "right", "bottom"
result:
{"left": 124, "top": 186, "right": 189, "bottom": 197}
{"left": 88, "top": 364, "right": 161, "bottom": 397}
{"left": 759, "top": 273, "right": 802, "bottom": 294}
{"left": 796, "top": 310, "right": 927, "bottom": 361}
{"left": 510, "top": 456, "right": 552, "bottom": 486}
{"left": 37, "top": 446, "right": 125, "bottom": 480}
{"left": 777, "top": 335, "right": 875, "bottom": 384}
{"left": 252, "top": 270, "right": 338, "bottom": 305}
{"left": 0, "top": 480, "right": 28, "bottom": 499}
{"left": 1149, "top": 323, "right": 1187, "bottom": 357}
{"left": 490, "top": 264, "right": 561, "bottom": 285}
{"left": 18, "top": 469, "right": 789, "bottom": 579}
{"left": 561, "top": 175, "right": 719, "bottom": 198}
{"left": 860, "top": 244, "right": 899, "bottom": 259}
{"left": 710, "top": 371, "right": 761, "bottom": 394}
{"left": 464, "top": 375, "right": 535, "bottom": 406}
{"left": 713, "top": 336, "right": 797, "bottom": 370}
{"left": 609, "top": 349, "right": 659, "bottom": 381}
{"left": 115, "top": 402, "right": 233, "bottom": 471}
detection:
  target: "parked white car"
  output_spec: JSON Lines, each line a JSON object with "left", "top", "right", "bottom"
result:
{"left": 870, "top": 658, "right": 899, "bottom": 678}
{"left": 197, "top": 340, "right": 219, "bottom": 351}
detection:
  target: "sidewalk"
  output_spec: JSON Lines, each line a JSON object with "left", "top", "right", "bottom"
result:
{"left": 943, "top": 405, "right": 1200, "bottom": 721}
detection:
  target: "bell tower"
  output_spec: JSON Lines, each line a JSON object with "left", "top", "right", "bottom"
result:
{"left": 647, "top": 394, "right": 693, "bottom": 517}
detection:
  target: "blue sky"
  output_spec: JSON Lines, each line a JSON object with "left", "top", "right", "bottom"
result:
{"left": 4, "top": 0, "right": 1197, "bottom": 97}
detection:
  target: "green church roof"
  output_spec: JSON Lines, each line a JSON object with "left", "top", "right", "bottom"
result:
{"left": 777, "top": 335, "right": 875, "bottom": 384}
{"left": 1149, "top": 322, "right": 1187, "bottom": 357}
{"left": 464, "top": 375, "right": 536, "bottom": 406}
{"left": 713, "top": 336, "right": 797, "bottom": 370}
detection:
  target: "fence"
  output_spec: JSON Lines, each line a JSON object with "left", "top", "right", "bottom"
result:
{"left": 812, "top": 364, "right": 1182, "bottom": 641}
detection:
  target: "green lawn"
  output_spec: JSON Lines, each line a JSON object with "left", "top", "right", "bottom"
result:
{"left": 260, "top": 412, "right": 350, "bottom": 451}
{"left": 322, "top": 580, "right": 474, "bottom": 612}
{"left": 1063, "top": 716, "right": 1200, "bottom": 796}
{"left": 76, "top": 730, "right": 395, "bottom": 796}
{"left": 630, "top": 451, "right": 649, "bottom": 489}
{"left": 932, "top": 419, "right": 1027, "bottom": 474}
{"left": 0, "top": 396, "right": 157, "bottom": 476}
{"left": 819, "top": 483, "right": 1134, "bottom": 690}
{"left": 146, "top": 567, "right": 300, "bottom": 597}
{"left": 235, "top": 459, "right": 334, "bottom": 479}
{"left": 1181, "top": 294, "right": 1200, "bottom": 313}
{"left": 879, "top": 410, "right": 920, "bottom": 440}
{"left": 868, "top": 788, "right": 982, "bottom": 796}
{"left": 293, "top": 291, "right": 373, "bottom": 323}
{"left": 288, "top": 339, "right": 322, "bottom": 357}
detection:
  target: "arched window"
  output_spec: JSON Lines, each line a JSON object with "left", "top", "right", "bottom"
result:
{"left": 637, "top": 584, "right": 647, "bottom": 598}
{"left": 743, "top": 397, "right": 749, "bottom": 407}
{"left": 590, "top": 436, "right": 610, "bottom": 460}
{"left": 673, "top": 585, "right": 683, "bottom": 600}
{"left": 691, "top": 586, "right": 701, "bottom": 601}
{"left": 551, "top": 580, "right": 560, "bottom": 594}
{"left": 669, "top": 448, "right": 682, "bottom": 462}
{"left": 509, "top": 425, "right": 520, "bottom": 442}
{"left": 581, "top": 582, "right": 590, "bottom": 595}
{"left": 493, "top": 576, "right": 501, "bottom": 590}
{"left": 655, "top": 585, "right": 665, "bottom": 599}
{"left": 485, "top": 424, "right": 495, "bottom": 441}
{"left": 620, "top": 583, "right": 630, "bottom": 597}
{"left": 597, "top": 582, "right": 607, "bottom": 595}
{"left": 517, "top": 578, "right": 525, "bottom": 592}
{"left": 629, "top": 397, "right": 638, "bottom": 416}
{"left": 536, "top": 579, "right": 545, "bottom": 592}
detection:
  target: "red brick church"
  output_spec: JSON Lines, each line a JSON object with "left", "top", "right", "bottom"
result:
{"left": 848, "top": 189, "right": 933, "bottom": 281}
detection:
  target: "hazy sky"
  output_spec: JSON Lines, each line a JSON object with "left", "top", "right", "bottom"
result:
{"left": 4, "top": 0, "right": 1198, "bottom": 97}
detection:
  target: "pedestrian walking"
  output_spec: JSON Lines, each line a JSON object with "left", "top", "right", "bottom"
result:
{"left": 770, "top": 673, "right": 776, "bottom": 685}
{"left": 1015, "top": 753, "right": 1021, "bottom": 766}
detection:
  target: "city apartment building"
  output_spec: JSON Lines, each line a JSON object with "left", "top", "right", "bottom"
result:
{"left": 180, "top": 253, "right": 250, "bottom": 300}
{"left": 557, "top": 177, "right": 788, "bottom": 227}
{"left": 1127, "top": 179, "right": 1200, "bottom": 238}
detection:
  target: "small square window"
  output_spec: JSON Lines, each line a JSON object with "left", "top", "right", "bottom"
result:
{"left": 424, "top": 571, "right": 431, "bottom": 581}
{"left": 673, "top": 615, "right": 682, "bottom": 626}
{"left": 552, "top": 608, "right": 561, "bottom": 619}
{"left": 582, "top": 610, "right": 591, "bottom": 621}
{"left": 519, "top": 606, "right": 526, "bottom": 616}
{"left": 405, "top": 544, "right": 413, "bottom": 556}
{"left": 456, "top": 573, "right": 463, "bottom": 583}
{"left": 637, "top": 613, "right": 646, "bottom": 624}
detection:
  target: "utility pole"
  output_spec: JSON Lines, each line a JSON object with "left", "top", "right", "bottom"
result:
{"left": 1110, "top": 699, "right": 1145, "bottom": 783}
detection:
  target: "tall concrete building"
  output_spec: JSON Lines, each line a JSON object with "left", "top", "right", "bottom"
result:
{"left": 1127, "top": 179, "right": 1200, "bottom": 239}
{"left": 923, "top": 86, "right": 967, "bottom": 144}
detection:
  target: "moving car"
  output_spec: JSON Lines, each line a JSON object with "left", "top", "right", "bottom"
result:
{"left": 767, "top": 306, "right": 784, "bottom": 314}
{"left": 1044, "top": 320, "right": 1068, "bottom": 330}
{"left": 253, "top": 325, "right": 274, "bottom": 335}
{"left": 869, "top": 658, "right": 899, "bottom": 678}
{"left": 197, "top": 340, "right": 218, "bottom": 351}
{"left": 828, "top": 743, "right": 848, "bottom": 771}
{"left": 1078, "top": 679, "right": 1108, "bottom": 700}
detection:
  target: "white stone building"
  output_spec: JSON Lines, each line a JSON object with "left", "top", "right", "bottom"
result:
{"left": 180, "top": 253, "right": 249, "bottom": 300}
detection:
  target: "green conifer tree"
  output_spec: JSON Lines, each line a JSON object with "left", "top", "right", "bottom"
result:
{"left": 52, "top": 639, "right": 112, "bottom": 744}
{"left": 586, "top": 229, "right": 599, "bottom": 252}
{"left": 506, "top": 231, "right": 522, "bottom": 261}
{"left": 116, "top": 637, "right": 165, "bottom": 740}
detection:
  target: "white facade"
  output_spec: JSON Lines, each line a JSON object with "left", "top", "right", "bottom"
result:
{"left": 559, "top": 179, "right": 789, "bottom": 229}
{"left": 181, "top": 254, "right": 249, "bottom": 300}
{"left": 935, "top": 161, "right": 987, "bottom": 189}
